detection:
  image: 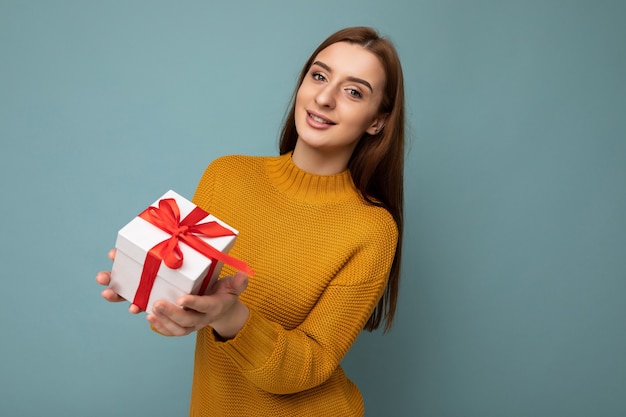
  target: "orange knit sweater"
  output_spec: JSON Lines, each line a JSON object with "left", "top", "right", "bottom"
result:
{"left": 189, "top": 153, "right": 398, "bottom": 417}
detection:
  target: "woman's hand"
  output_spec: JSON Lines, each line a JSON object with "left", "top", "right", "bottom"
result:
{"left": 147, "top": 271, "right": 250, "bottom": 339}
{"left": 95, "top": 248, "right": 142, "bottom": 314}
{"left": 96, "top": 249, "right": 250, "bottom": 337}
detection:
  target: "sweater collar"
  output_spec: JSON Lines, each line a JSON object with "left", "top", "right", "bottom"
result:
{"left": 264, "top": 153, "right": 359, "bottom": 203}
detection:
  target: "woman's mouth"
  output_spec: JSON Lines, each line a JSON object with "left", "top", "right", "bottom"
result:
{"left": 308, "top": 112, "right": 335, "bottom": 125}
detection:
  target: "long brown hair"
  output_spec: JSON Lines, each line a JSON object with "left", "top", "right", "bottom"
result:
{"left": 279, "top": 27, "right": 405, "bottom": 332}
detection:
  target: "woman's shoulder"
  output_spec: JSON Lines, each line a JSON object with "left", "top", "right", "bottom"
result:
{"left": 354, "top": 202, "right": 398, "bottom": 240}
{"left": 203, "top": 154, "right": 279, "bottom": 176}
{"left": 207, "top": 154, "right": 269, "bottom": 168}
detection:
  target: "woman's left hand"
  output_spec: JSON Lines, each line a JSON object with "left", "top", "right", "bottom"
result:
{"left": 147, "top": 271, "right": 250, "bottom": 339}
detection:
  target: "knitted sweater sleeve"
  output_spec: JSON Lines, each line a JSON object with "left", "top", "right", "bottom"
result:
{"left": 214, "top": 216, "right": 397, "bottom": 395}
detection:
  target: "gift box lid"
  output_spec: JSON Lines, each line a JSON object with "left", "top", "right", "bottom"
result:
{"left": 115, "top": 190, "right": 238, "bottom": 292}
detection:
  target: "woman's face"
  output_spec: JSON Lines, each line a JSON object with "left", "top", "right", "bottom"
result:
{"left": 293, "top": 41, "right": 386, "bottom": 170}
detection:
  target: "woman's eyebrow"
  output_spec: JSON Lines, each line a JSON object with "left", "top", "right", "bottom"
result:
{"left": 311, "top": 61, "right": 374, "bottom": 93}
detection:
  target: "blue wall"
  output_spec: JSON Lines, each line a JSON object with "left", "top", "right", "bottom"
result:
{"left": 1, "top": 1, "right": 624, "bottom": 416}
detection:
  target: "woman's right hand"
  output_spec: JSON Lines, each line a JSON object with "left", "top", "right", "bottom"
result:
{"left": 96, "top": 248, "right": 141, "bottom": 314}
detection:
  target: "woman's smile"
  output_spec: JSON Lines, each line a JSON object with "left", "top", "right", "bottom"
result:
{"left": 307, "top": 111, "right": 336, "bottom": 127}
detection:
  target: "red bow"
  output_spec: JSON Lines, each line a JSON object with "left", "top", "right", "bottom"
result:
{"left": 132, "top": 198, "right": 253, "bottom": 311}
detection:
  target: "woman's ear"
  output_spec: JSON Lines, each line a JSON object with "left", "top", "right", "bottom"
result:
{"left": 366, "top": 113, "right": 388, "bottom": 135}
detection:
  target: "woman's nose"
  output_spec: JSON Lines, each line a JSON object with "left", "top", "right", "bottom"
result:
{"left": 314, "top": 85, "right": 336, "bottom": 109}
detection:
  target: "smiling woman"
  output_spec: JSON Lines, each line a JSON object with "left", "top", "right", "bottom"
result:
{"left": 293, "top": 41, "right": 388, "bottom": 175}
{"left": 97, "top": 26, "right": 406, "bottom": 417}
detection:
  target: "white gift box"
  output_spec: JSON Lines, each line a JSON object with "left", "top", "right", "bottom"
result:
{"left": 109, "top": 190, "right": 238, "bottom": 313}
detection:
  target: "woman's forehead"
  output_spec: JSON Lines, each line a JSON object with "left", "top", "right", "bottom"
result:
{"left": 313, "top": 42, "right": 386, "bottom": 90}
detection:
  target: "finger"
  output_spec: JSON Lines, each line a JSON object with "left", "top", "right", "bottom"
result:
{"left": 146, "top": 301, "right": 197, "bottom": 336}
{"left": 177, "top": 272, "right": 248, "bottom": 313}
{"left": 101, "top": 287, "right": 126, "bottom": 303}
{"left": 213, "top": 271, "right": 249, "bottom": 295}
{"left": 146, "top": 314, "right": 173, "bottom": 336}
{"left": 95, "top": 271, "right": 111, "bottom": 286}
{"left": 152, "top": 300, "right": 200, "bottom": 332}
{"left": 108, "top": 248, "right": 117, "bottom": 260}
{"left": 177, "top": 293, "right": 213, "bottom": 314}
{"left": 230, "top": 271, "right": 249, "bottom": 294}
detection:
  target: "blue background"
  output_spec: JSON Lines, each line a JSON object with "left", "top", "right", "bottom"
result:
{"left": 1, "top": 1, "right": 625, "bottom": 416}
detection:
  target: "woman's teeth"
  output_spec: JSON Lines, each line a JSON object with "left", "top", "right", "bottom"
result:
{"left": 310, "top": 113, "right": 331, "bottom": 124}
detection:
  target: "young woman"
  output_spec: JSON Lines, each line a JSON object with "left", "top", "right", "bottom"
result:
{"left": 97, "top": 26, "right": 405, "bottom": 417}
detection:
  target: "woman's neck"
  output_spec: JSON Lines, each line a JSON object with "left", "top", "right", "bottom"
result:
{"left": 291, "top": 140, "right": 355, "bottom": 175}
{"left": 265, "top": 153, "right": 358, "bottom": 204}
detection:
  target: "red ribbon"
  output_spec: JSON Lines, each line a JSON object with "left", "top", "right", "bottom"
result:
{"left": 132, "top": 198, "right": 253, "bottom": 311}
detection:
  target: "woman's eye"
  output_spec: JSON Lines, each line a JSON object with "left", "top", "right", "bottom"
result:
{"left": 347, "top": 89, "right": 362, "bottom": 98}
{"left": 312, "top": 73, "right": 326, "bottom": 82}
